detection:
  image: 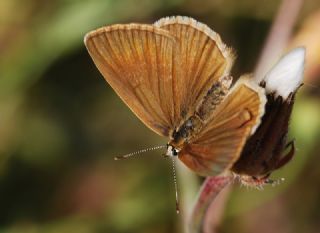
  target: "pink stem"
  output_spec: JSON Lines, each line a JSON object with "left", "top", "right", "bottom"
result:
{"left": 188, "top": 175, "right": 232, "bottom": 233}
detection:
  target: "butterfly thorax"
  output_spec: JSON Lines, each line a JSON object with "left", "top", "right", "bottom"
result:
{"left": 166, "top": 76, "right": 232, "bottom": 154}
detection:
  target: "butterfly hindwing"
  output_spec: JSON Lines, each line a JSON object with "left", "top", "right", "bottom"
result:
{"left": 178, "top": 76, "right": 266, "bottom": 176}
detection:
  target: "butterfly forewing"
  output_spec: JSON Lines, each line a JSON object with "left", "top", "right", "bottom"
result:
{"left": 154, "top": 16, "right": 235, "bottom": 121}
{"left": 85, "top": 24, "right": 178, "bottom": 136}
{"left": 178, "top": 77, "right": 266, "bottom": 176}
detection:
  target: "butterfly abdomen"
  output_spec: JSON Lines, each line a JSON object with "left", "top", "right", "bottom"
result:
{"left": 170, "top": 76, "right": 232, "bottom": 148}
{"left": 196, "top": 76, "right": 232, "bottom": 121}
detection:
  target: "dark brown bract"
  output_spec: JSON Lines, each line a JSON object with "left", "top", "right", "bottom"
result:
{"left": 232, "top": 83, "right": 298, "bottom": 182}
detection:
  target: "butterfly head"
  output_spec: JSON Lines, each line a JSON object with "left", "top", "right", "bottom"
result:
{"left": 165, "top": 144, "right": 180, "bottom": 157}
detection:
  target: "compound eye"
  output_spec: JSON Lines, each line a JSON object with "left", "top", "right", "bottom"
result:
{"left": 173, "top": 149, "right": 178, "bottom": 156}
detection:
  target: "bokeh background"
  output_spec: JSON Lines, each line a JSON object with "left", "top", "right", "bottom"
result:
{"left": 1, "top": 0, "right": 320, "bottom": 233}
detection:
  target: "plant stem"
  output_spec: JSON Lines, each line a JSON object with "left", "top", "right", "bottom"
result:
{"left": 254, "top": 0, "right": 304, "bottom": 81}
{"left": 188, "top": 175, "right": 232, "bottom": 233}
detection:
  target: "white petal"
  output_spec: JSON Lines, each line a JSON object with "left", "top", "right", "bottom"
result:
{"left": 263, "top": 47, "right": 305, "bottom": 99}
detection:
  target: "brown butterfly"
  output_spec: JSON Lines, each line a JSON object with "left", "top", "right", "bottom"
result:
{"left": 84, "top": 16, "right": 266, "bottom": 177}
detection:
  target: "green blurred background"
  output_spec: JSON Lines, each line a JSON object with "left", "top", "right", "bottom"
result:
{"left": 1, "top": 0, "right": 320, "bottom": 232}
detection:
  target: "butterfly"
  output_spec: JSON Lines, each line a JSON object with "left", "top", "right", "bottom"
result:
{"left": 84, "top": 16, "right": 267, "bottom": 177}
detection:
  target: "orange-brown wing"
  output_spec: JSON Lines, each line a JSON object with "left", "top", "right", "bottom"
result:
{"left": 178, "top": 77, "right": 266, "bottom": 176}
{"left": 154, "top": 16, "right": 235, "bottom": 124}
{"left": 84, "top": 24, "right": 178, "bottom": 136}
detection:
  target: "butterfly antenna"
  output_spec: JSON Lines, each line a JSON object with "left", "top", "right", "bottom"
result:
{"left": 171, "top": 157, "right": 180, "bottom": 214}
{"left": 114, "top": 145, "right": 166, "bottom": 160}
